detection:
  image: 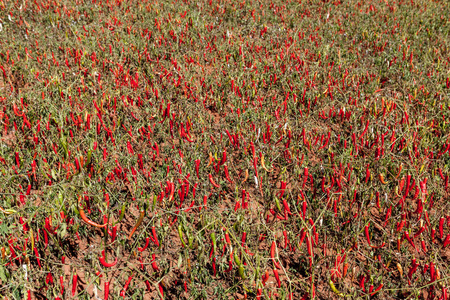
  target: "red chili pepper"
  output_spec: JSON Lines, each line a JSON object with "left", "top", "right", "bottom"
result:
{"left": 422, "top": 264, "right": 429, "bottom": 275}
{"left": 423, "top": 210, "right": 431, "bottom": 226}
{"left": 241, "top": 232, "right": 247, "bottom": 248}
{"left": 365, "top": 223, "right": 371, "bottom": 245}
{"left": 158, "top": 282, "right": 164, "bottom": 299}
{"left": 439, "top": 217, "right": 445, "bottom": 239}
{"left": 45, "top": 217, "right": 58, "bottom": 234}
{"left": 399, "top": 177, "right": 405, "bottom": 191}
{"left": 421, "top": 240, "right": 427, "bottom": 253}
{"left": 225, "top": 231, "right": 231, "bottom": 245}
{"left": 302, "top": 201, "right": 307, "bottom": 220}
{"left": 145, "top": 280, "right": 151, "bottom": 291}
{"left": 299, "top": 229, "right": 306, "bottom": 248}
{"left": 405, "top": 174, "right": 411, "bottom": 196}
{"left": 138, "top": 237, "right": 150, "bottom": 252}
{"left": 152, "top": 226, "right": 160, "bottom": 247}
{"left": 430, "top": 262, "right": 436, "bottom": 281}
{"left": 404, "top": 232, "right": 416, "bottom": 250}
{"left": 104, "top": 282, "right": 110, "bottom": 300}
{"left": 208, "top": 174, "right": 220, "bottom": 188}
{"left": 302, "top": 167, "right": 308, "bottom": 188}
{"left": 273, "top": 268, "right": 281, "bottom": 288}
{"left": 384, "top": 206, "right": 392, "bottom": 226}
{"left": 250, "top": 141, "right": 256, "bottom": 158}
{"left": 13, "top": 103, "right": 24, "bottom": 117}
{"left": 212, "top": 257, "right": 217, "bottom": 276}
{"left": 46, "top": 272, "right": 54, "bottom": 285}
{"left": 359, "top": 276, "right": 366, "bottom": 291}
{"left": 59, "top": 275, "right": 64, "bottom": 296}
{"left": 219, "top": 150, "right": 227, "bottom": 165}
{"left": 279, "top": 181, "right": 287, "bottom": 197}
{"left": 376, "top": 191, "right": 380, "bottom": 209}
{"left": 431, "top": 228, "right": 436, "bottom": 243}
{"left": 195, "top": 159, "right": 200, "bottom": 178}
{"left": 396, "top": 220, "right": 405, "bottom": 232}
{"left": 270, "top": 241, "right": 281, "bottom": 269}
{"left": 138, "top": 256, "right": 145, "bottom": 270}
{"left": 282, "top": 199, "right": 292, "bottom": 215}
{"left": 31, "top": 246, "right": 41, "bottom": 268}
{"left": 262, "top": 269, "right": 269, "bottom": 286}
{"left": 224, "top": 165, "right": 233, "bottom": 183}
{"left": 283, "top": 230, "right": 288, "bottom": 248}
{"left": 111, "top": 226, "right": 117, "bottom": 243}
{"left": 151, "top": 253, "right": 159, "bottom": 271}
{"left": 414, "top": 226, "right": 425, "bottom": 239}
{"left": 256, "top": 288, "right": 262, "bottom": 300}
{"left": 185, "top": 200, "right": 195, "bottom": 212}
{"left": 365, "top": 165, "right": 370, "bottom": 183}
{"left": 72, "top": 274, "right": 78, "bottom": 297}
{"left": 203, "top": 195, "right": 208, "bottom": 210}
{"left": 224, "top": 258, "right": 233, "bottom": 272}
{"left": 120, "top": 276, "right": 132, "bottom": 297}
{"left": 407, "top": 258, "right": 418, "bottom": 279}
{"left": 443, "top": 234, "right": 450, "bottom": 248}
{"left": 306, "top": 234, "right": 312, "bottom": 256}
{"left": 412, "top": 185, "right": 420, "bottom": 201}
{"left": 99, "top": 252, "right": 118, "bottom": 268}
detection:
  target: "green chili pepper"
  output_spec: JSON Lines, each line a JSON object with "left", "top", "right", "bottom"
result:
{"left": 86, "top": 149, "right": 92, "bottom": 166}
{"left": 178, "top": 224, "right": 186, "bottom": 247}
{"left": 152, "top": 195, "right": 157, "bottom": 212}
{"left": 234, "top": 252, "right": 241, "bottom": 266}
{"left": 238, "top": 264, "right": 246, "bottom": 279}
{"left": 118, "top": 203, "right": 126, "bottom": 222}
{"left": 211, "top": 232, "right": 217, "bottom": 252}
{"left": 274, "top": 196, "right": 282, "bottom": 212}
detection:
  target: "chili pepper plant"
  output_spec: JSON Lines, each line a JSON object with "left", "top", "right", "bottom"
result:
{"left": 0, "top": 0, "right": 449, "bottom": 299}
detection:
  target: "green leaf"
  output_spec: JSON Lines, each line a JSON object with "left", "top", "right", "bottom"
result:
{"left": 177, "top": 253, "right": 183, "bottom": 268}
{"left": 12, "top": 286, "right": 21, "bottom": 300}
{"left": 51, "top": 169, "right": 57, "bottom": 180}
{"left": 0, "top": 264, "right": 8, "bottom": 282}
{"left": 0, "top": 222, "right": 8, "bottom": 235}
{"left": 58, "top": 223, "right": 67, "bottom": 239}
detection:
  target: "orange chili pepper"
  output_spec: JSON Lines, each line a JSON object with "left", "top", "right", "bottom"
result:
{"left": 242, "top": 169, "right": 249, "bottom": 183}
{"left": 261, "top": 155, "right": 272, "bottom": 172}
{"left": 207, "top": 152, "right": 213, "bottom": 167}
{"left": 208, "top": 174, "right": 220, "bottom": 188}
{"left": 78, "top": 196, "right": 108, "bottom": 228}
{"left": 167, "top": 182, "right": 175, "bottom": 202}
{"left": 379, "top": 173, "right": 387, "bottom": 184}
{"left": 343, "top": 263, "right": 348, "bottom": 277}
{"left": 128, "top": 209, "right": 145, "bottom": 240}
{"left": 395, "top": 164, "right": 403, "bottom": 179}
